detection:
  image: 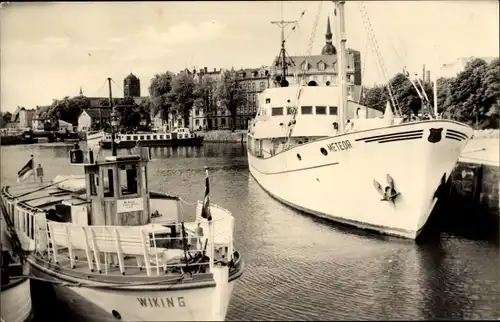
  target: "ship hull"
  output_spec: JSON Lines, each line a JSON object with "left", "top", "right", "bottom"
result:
{"left": 99, "top": 137, "right": 204, "bottom": 149}
{"left": 0, "top": 273, "right": 33, "bottom": 322}
{"left": 28, "top": 254, "right": 242, "bottom": 322}
{"left": 248, "top": 120, "right": 473, "bottom": 239}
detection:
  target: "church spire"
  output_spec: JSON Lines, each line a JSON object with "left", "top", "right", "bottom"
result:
{"left": 321, "top": 16, "right": 336, "bottom": 55}
{"left": 326, "top": 16, "right": 332, "bottom": 42}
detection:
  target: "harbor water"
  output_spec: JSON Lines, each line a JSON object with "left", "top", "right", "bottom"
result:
{"left": 1, "top": 142, "right": 499, "bottom": 321}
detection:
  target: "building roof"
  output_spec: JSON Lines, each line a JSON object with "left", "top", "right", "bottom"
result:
{"left": 125, "top": 73, "right": 139, "bottom": 81}
{"left": 83, "top": 107, "right": 112, "bottom": 119}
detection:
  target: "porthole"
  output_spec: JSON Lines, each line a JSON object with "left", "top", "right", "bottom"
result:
{"left": 297, "top": 154, "right": 302, "bottom": 161}
{"left": 112, "top": 310, "right": 122, "bottom": 320}
{"left": 320, "top": 148, "right": 328, "bottom": 156}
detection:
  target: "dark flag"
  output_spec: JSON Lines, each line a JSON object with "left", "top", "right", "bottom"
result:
{"left": 17, "top": 156, "right": 34, "bottom": 182}
{"left": 201, "top": 167, "right": 212, "bottom": 221}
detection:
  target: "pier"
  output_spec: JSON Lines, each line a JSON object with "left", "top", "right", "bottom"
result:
{"left": 443, "top": 133, "right": 499, "bottom": 230}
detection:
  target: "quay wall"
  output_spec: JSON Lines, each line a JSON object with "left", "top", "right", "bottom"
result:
{"left": 200, "top": 130, "right": 247, "bottom": 143}
{"left": 448, "top": 137, "right": 499, "bottom": 216}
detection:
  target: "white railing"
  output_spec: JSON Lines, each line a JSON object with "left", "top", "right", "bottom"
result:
{"left": 0, "top": 192, "right": 234, "bottom": 278}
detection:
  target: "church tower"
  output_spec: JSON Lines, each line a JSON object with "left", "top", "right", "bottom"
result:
{"left": 123, "top": 73, "right": 141, "bottom": 98}
{"left": 321, "top": 17, "right": 337, "bottom": 55}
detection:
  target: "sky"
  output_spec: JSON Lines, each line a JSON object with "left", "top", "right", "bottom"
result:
{"left": 1, "top": 1, "right": 498, "bottom": 112}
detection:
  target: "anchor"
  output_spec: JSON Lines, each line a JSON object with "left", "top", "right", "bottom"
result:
{"left": 373, "top": 174, "right": 400, "bottom": 206}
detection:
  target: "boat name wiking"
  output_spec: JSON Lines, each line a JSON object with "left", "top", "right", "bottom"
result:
{"left": 326, "top": 140, "right": 353, "bottom": 153}
{"left": 137, "top": 296, "right": 186, "bottom": 308}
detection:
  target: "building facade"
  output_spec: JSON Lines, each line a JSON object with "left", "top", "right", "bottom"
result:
{"left": 271, "top": 17, "right": 362, "bottom": 101}
{"left": 9, "top": 107, "right": 35, "bottom": 129}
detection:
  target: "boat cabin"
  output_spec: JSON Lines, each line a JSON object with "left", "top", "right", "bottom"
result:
{"left": 248, "top": 86, "right": 384, "bottom": 157}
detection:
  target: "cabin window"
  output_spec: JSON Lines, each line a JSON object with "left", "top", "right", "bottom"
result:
{"left": 153, "top": 135, "right": 157, "bottom": 140}
{"left": 329, "top": 106, "right": 338, "bottom": 115}
{"left": 271, "top": 107, "right": 284, "bottom": 116}
{"left": 126, "top": 136, "right": 131, "bottom": 140}
{"left": 301, "top": 106, "right": 313, "bottom": 115}
{"left": 286, "top": 107, "right": 296, "bottom": 115}
{"left": 166, "top": 134, "right": 171, "bottom": 139}
{"left": 146, "top": 135, "right": 151, "bottom": 140}
{"left": 159, "top": 135, "right": 164, "bottom": 139}
{"left": 104, "top": 168, "right": 114, "bottom": 197}
{"left": 140, "top": 135, "right": 144, "bottom": 140}
{"left": 266, "top": 98, "right": 271, "bottom": 104}
{"left": 120, "top": 165, "right": 138, "bottom": 196}
{"left": 89, "top": 173, "right": 98, "bottom": 196}
{"left": 133, "top": 135, "right": 138, "bottom": 140}
{"left": 316, "top": 106, "right": 327, "bottom": 115}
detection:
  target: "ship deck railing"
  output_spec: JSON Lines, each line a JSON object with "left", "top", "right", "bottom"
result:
{"left": 1, "top": 192, "right": 234, "bottom": 278}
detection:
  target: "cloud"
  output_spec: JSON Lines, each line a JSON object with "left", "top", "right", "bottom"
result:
{"left": 137, "top": 20, "right": 226, "bottom": 46}
{"left": 108, "top": 37, "right": 125, "bottom": 44}
{"left": 42, "top": 36, "right": 72, "bottom": 47}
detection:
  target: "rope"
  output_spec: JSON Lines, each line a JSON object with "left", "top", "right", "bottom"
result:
{"left": 462, "top": 148, "right": 487, "bottom": 154}
{"left": 179, "top": 198, "right": 199, "bottom": 206}
{"left": 90, "top": 78, "right": 108, "bottom": 98}
{"left": 111, "top": 79, "right": 125, "bottom": 98}
{"left": 17, "top": 273, "right": 185, "bottom": 289}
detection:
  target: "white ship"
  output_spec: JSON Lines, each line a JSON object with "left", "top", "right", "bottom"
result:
{"left": 1, "top": 138, "right": 243, "bottom": 321}
{"left": 247, "top": 1, "right": 473, "bottom": 239}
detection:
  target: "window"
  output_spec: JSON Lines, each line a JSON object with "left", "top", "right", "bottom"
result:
{"left": 301, "top": 106, "right": 313, "bottom": 115}
{"left": 265, "top": 98, "right": 271, "bottom": 104}
{"left": 329, "top": 106, "right": 338, "bottom": 115}
{"left": 103, "top": 169, "right": 114, "bottom": 197}
{"left": 195, "top": 109, "right": 200, "bottom": 116}
{"left": 126, "top": 135, "right": 131, "bottom": 140}
{"left": 272, "top": 107, "right": 284, "bottom": 116}
{"left": 252, "top": 83, "right": 256, "bottom": 90}
{"left": 159, "top": 135, "right": 164, "bottom": 139}
{"left": 221, "top": 118, "right": 226, "bottom": 126}
{"left": 195, "top": 119, "right": 200, "bottom": 125}
{"left": 133, "top": 135, "right": 138, "bottom": 140}
{"left": 166, "top": 134, "right": 171, "bottom": 139}
{"left": 120, "top": 165, "right": 138, "bottom": 196}
{"left": 260, "top": 81, "right": 266, "bottom": 89}
{"left": 146, "top": 135, "right": 151, "bottom": 140}
{"left": 153, "top": 135, "right": 157, "bottom": 140}
{"left": 286, "top": 107, "right": 296, "bottom": 115}
{"left": 318, "top": 62, "right": 326, "bottom": 71}
{"left": 89, "top": 173, "right": 98, "bottom": 196}
{"left": 316, "top": 106, "right": 327, "bottom": 115}
{"left": 203, "top": 119, "right": 206, "bottom": 125}
{"left": 140, "top": 135, "right": 144, "bottom": 140}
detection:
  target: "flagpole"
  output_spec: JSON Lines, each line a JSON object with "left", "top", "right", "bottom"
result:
{"left": 204, "top": 166, "right": 214, "bottom": 271}
{"left": 31, "top": 154, "right": 35, "bottom": 183}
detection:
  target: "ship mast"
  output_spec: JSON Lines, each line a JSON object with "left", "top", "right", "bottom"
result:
{"left": 271, "top": 2, "right": 296, "bottom": 87}
{"left": 334, "top": 1, "right": 347, "bottom": 133}
{"left": 107, "top": 77, "right": 117, "bottom": 156}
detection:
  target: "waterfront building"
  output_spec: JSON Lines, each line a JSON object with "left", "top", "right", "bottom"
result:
{"left": 270, "top": 17, "right": 362, "bottom": 101}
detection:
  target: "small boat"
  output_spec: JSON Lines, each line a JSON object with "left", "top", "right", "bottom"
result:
{"left": 99, "top": 128, "right": 204, "bottom": 149}
{"left": 1, "top": 208, "right": 33, "bottom": 322}
{"left": 1, "top": 132, "right": 243, "bottom": 321}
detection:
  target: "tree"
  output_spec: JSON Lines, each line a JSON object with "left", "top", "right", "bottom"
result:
{"left": 1, "top": 112, "right": 12, "bottom": 128}
{"left": 148, "top": 72, "right": 175, "bottom": 121}
{"left": 214, "top": 70, "right": 247, "bottom": 131}
{"left": 194, "top": 76, "right": 216, "bottom": 129}
{"left": 169, "top": 72, "right": 197, "bottom": 127}
{"left": 360, "top": 85, "right": 388, "bottom": 112}
{"left": 48, "top": 95, "right": 90, "bottom": 126}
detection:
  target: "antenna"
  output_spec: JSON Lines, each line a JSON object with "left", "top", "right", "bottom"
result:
{"left": 271, "top": 1, "right": 296, "bottom": 86}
